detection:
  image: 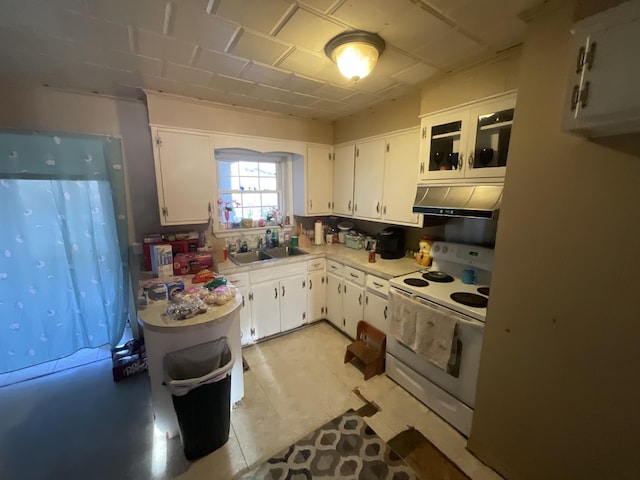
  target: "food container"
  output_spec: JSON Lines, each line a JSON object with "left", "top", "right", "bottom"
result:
{"left": 345, "top": 234, "right": 364, "bottom": 250}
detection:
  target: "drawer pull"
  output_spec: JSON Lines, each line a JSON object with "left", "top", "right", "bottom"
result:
{"left": 350, "top": 273, "right": 359, "bottom": 278}
{"left": 373, "top": 281, "right": 383, "bottom": 288}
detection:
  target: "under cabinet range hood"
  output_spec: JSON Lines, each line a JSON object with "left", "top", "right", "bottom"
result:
{"left": 412, "top": 184, "right": 503, "bottom": 220}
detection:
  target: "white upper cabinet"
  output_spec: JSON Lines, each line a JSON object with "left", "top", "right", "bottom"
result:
{"left": 418, "top": 92, "right": 516, "bottom": 183}
{"left": 563, "top": 1, "right": 640, "bottom": 139}
{"left": 381, "top": 130, "right": 421, "bottom": 226}
{"left": 332, "top": 144, "right": 356, "bottom": 216}
{"left": 293, "top": 145, "right": 333, "bottom": 216}
{"left": 152, "top": 129, "right": 215, "bottom": 225}
{"left": 353, "top": 138, "right": 386, "bottom": 220}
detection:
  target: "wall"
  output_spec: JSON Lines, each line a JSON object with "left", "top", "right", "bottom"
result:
{"left": 468, "top": 2, "right": 640, "bottom": 480}
{"left": 145, "top": 91, "right": 333, "bottom": 145}
{"left": 332, "top": 91, "right": 421, "bottom": 144}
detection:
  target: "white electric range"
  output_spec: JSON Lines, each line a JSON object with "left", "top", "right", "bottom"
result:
{"left": 386, "top": 241, "right": 494, "bottom": 437}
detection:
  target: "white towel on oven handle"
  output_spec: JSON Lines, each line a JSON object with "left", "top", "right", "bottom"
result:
{"left": 389, "top": 289, "right": 417, "bottom": 348}
{"left": 413, "top": 300, "right": 457, "bottom": 371}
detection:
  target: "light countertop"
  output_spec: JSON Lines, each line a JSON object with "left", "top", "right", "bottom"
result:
{"left": 138, "top": 290, "right": 242, "bottom": 332}
{"left": 216, "top": 244, "right": 422, "bottom": 280}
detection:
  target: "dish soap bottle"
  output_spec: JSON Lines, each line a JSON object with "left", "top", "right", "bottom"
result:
{"left": 272, "top": 228, "right": 279, "bottom": 247}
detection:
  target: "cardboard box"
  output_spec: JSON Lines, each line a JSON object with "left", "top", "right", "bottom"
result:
{"left": 172, "top": 251, "right": 214, "bottom": 275}
{"left": 150, "top": 244, "right": 173, "bottom": 278}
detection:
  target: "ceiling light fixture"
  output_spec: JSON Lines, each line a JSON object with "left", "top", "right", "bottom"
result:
{"left": 324, "top": 31, "right": 385, "bottom": 83}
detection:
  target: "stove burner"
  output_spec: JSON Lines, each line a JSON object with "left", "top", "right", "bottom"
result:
{"left": 450, "top": 292, "right": 488, "bottom": 308}
{"left": 404, "top": 278, "right": 429, "bottom": 287}
{"left": 422, "top": 271, "right": 454, "bottom": 283}
{"left": 477, "top": 287, "right": 490, "bottom": 296}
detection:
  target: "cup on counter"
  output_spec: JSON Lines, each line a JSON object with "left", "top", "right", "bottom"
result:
{"left": 326, "top": 234, "right": 333, "bottom": 244}
{"left": 290, "top": 236, "right": 298, "bottom": 247}
{"left": 462, "top": 269, "right": 477, "bottom": 285}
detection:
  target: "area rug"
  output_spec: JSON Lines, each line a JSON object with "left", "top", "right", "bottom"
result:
{"left": 238, "top": 410, "right": 419, "bottom": 479}
{"left": 388, "top": 427, "right": 470, "bottom": 480}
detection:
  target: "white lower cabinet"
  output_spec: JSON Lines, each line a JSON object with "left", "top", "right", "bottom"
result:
{"left": 342, "top": 279, "right": 364, "bottom": 339}
{"left": 326, "top": 272, "right": 343, "bottom": 329}
{"left": 279, "top": 274, "right": 307, "bottom": 331}
{"left": 307, "top": 257, "right": 326, "bottom": 322}
{"left": 248, "top": 262, "right": 307, "bottom": 342}
{"left": 364, "top": 275, "right": 390, "bottom": 335}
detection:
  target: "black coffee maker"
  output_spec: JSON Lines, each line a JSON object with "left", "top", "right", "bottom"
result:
{"left": 376, "top": 227, "right": 405, "bottom": 259}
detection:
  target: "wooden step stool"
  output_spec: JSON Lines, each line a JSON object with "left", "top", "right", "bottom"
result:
{"left": 344, "top": 321, "right": 386, "bottom": 380}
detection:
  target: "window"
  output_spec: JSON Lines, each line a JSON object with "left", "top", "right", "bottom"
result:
{"left": 216, "top": 150, "right": 285, "bottom": 229}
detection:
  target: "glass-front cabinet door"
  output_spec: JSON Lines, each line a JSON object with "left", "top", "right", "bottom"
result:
{"left": 465, "top": 94, "right": 516, "bottom": 179}
{"left": 418, "top": 108, "right": 470, "bottom": 182}
{"left": 418, "top": 91, "right": 516, "bottom": 183}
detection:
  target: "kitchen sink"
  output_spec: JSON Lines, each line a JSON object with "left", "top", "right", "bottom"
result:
{"left": 229, "top": 250, "right": 276, "bottom": 265}
{"left": 264, "top": 246, "right": 309, "bottom": 258}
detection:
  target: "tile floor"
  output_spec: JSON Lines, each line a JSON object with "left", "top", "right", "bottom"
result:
{"left": 188, "top": 321, "right": 503, "bottom": 480}
{"left": 0, "top": 321, "right": 503, "bottom": 480}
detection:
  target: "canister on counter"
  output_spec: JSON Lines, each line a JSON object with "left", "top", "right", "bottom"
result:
{"left": 368, "top": 250, "right": 376, "bottom": 263}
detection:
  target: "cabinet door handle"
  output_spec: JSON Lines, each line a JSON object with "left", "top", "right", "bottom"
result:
{"left": 328, "top": 201, "right": 331, "bottom": 209}
{"left": 338, "top": 284, "right": 341, "bottom": 294}
{"left": 420, "top": 162, "right": 424, "bottom": 174}
{"left": 347, "top": 200, "right": 352, "bottom": 212}
{"left": 570, "top": 85, "right": 580, "bottom": 111}
{"left": 365, "top": 295, "right": 368, "bottom": 305}
{"left": 585, "top": 42, "right": 596, "bottom": 70}
{"left": 358, "top": 293, "right": 362, "bottom": 305}
{"left": 575, "top": 45, "right": 586, "bottom": 73}
{"left": 383, "top": 205, "right": 386, "bottom": 215}
{"left": 354, "top": 203, "right": 357, "bottom": 212}
{"left": 282, "top": 285, "right": 285, "bottom": 297}
{"left": 310, "top": 199, "right": 313, "bottom": 209}
{"left": 302, "top": 280, "right": 305, "bottom": 288}
{"left": 275, "top": 288, "right": 278, "bottom": 299}
{"left": 384, "top": 305, "right": 388, "bottom": 319}
{"left": 579, "top": 81, "right": 590, "bottom": 108}
{"left": 242, "top": 295, "right": 245, "bottom": 307}
{"left": 309, "top": 279, "right": 313, "bottom": 290}
{"left": 376, "top": 202, "right": 380, "bottom": 213}
{"left": 344, "top": 284, "right": 347, "bottom": 294}
{"left": 468, "top": 153, "right": 474, "bottom": 168}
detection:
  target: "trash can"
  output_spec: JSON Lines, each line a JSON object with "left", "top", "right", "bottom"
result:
{"left": 163, "top": 337, "right": 234, "bottom": 460}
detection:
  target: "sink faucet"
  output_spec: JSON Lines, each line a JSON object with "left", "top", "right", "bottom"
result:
{"left": 257, "top": 237, "right": 264, "bottom": 250}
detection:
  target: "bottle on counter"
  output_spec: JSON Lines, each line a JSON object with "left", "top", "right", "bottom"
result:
{"left": 272, "top": 228, "right": 279, "bottom": 247}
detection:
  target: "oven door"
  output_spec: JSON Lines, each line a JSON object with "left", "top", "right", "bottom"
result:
{"left": 387, "top": 288, "right": 484, "bottom": 408}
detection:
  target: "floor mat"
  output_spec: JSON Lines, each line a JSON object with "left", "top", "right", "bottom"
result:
{"left": 237, "top": 410, "right": 419, "bottom": 479}
{"left": 388, "top": 427, "right": 470, "bottom": 480}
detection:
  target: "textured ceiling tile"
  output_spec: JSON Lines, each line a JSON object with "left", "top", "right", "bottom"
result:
{"left": 210, "top": 74, "right": 257, "bottom": 95}
{"left": 171, "top": 5, "right": 237, "bottom": 51}
{"left": 141, "top": 75, "right": 185, "bottom": 94}
{"left": 215, "top": 0, "right": 293, "bottom": 34}
{"left": 314, "top": 63, "right": 354, "bottom": 86}
{"left": 352, "top": 75, "right": 398, "bottom": 94}
{"left": 276, "top": 8, "right": 343, "bottom": 53}
{"left": 102, "top": 50, "right": 162, "bottom": 76}
{"left": 413, "top": 30, "right": 483, "bottom": 69}
{"left": 296, "top": 0, "right": 338, "bottom": 14}
{"left": 374, "top": 49, "right": 420, "bottom": 77}
{"left": 278, "top": 49, "right": 328, "bottom": 78}
{"left": 84, "top": 0, "right": 165, "bottom": 33}
{"left": 376, "top": 82, "right": 419, "bottom": 100}
{"left": 331, "top": 0, "right": 415, "bottom": 32}
{"left": 286, "top": 92, "right": 320, "bottom": 107}
{"left": 311, "top": 83, "right": 354, "bottom": 101}
{"left": 163, "top": 62, "right": 213, "bottom": 86}
{"left": 250, "top": 84, "right": 290, "bottom": 102}
{"left": 182, "top": 84, "right": 227, "bottom": 103}
{"left": 0, "top": 0, "right": 65, "bottom": 37}
{"left": 231, "top": 30, "right": 291, "bottom": 65}
{"left": 379, "top": 4, "right": 453, "bottom": 52}
{"left": 136, "top": 29, "right": 196, "bottom": 65}
{"left": 240, "top": 62, "right": 291, "bottom": 87}
{"left": 196, "top": 49, "right": 248, "bottom": 76}
{"left": 308, "top": 98, "right": 350, "bottom": 111}
{"left": 392, "top": 62, "right": 440, "bottom": 84}
{"left": 58, "top": 11, "right": 130, "bottom": 52}
{"left": 280, "top": 74, "right": 325, "bottom": 94}
{"left": 223, "top": 92, "right": 264, "bottom": 109}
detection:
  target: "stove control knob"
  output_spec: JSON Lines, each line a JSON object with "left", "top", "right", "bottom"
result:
{"left": 442, "top": 246, "right": 448, "bottom": 253}
{"left": 433, "top": 245, "right": 440, "bottom": 253}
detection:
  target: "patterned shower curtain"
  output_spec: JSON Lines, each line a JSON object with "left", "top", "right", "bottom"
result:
{"left": 0, "top": 131, "right": 130, "bottom": 373}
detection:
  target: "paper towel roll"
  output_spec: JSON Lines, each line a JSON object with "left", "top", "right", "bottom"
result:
{"left": 314, "top": 220, "right": 323, "bottom": 245}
